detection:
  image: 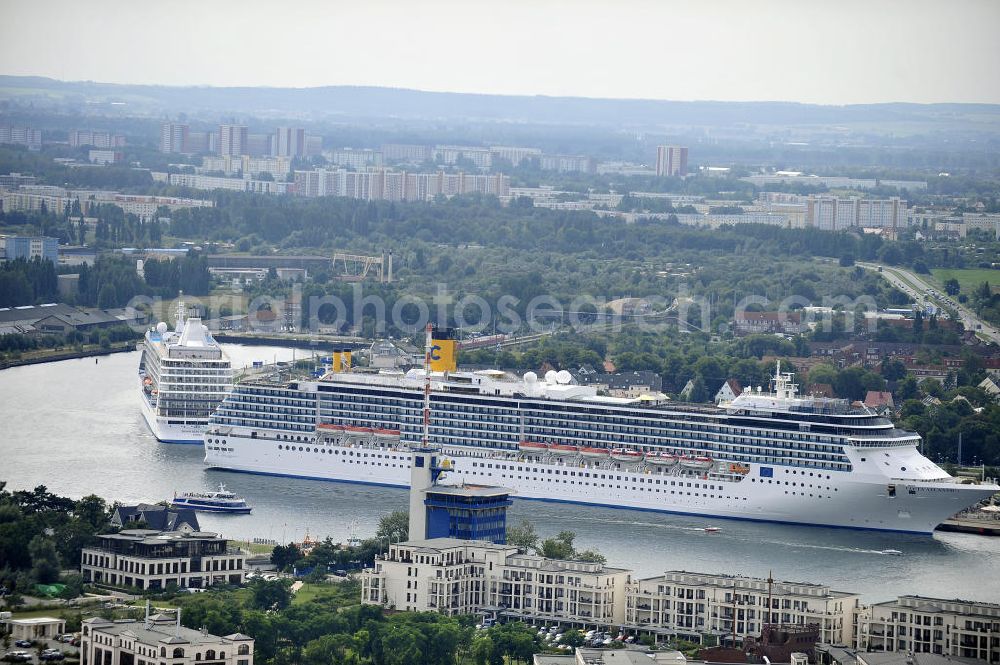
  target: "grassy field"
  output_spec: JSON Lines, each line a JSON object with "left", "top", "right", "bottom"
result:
{"left": 931, "top": 268, "right": 1000, "bottom": 294}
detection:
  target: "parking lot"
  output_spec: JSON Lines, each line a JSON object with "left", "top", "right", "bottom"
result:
{"left": 4, "top": 634, "right": 80, "bottom": 664}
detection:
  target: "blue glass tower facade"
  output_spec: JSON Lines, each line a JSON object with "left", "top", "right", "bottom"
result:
{"left": 424, "top": 486, "right": 512, "bottom": 544}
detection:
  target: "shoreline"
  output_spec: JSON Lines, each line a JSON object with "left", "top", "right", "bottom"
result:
{"left": 0, "top": 342, "right": 136, "bottom": 370}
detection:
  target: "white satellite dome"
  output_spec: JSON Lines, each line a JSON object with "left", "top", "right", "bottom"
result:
{"left": 556, "top": 370, "right": 572, "bottom": 384}
{"left": 156, "top": 322, "right": 168, "bottom": 334}
{"left": 544, "top": 370, "right": 558, "bottom": 384}
{"left": 523, "top": 371, "right": 538, "bottom": 383}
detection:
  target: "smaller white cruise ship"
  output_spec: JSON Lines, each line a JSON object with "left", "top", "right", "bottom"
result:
{"left": 139, "top": 301, "right": 232, "bottom": 444}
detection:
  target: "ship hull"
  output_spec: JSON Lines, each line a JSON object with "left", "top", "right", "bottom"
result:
{"left": 139, "top": 389, "right": 207, "bottom": 444}
{"left": 169, "top": 501, "right": 252, "bottom": 514}
{"left": 203, "top": 433, "right": 996, "bottom": 534}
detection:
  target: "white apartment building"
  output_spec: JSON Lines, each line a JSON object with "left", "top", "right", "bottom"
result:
{"left": 674, "top": 212, "right": 793, "bottom": 229}
{"left": 743, "top": 174, "right": 927, "bottom": 191}
{"left": 433, "top": 145, "right": 493, "bottom": 168}
{"left": 89, "top": 150, "right": 123, "bottom": 165}
{"left": 81, "top": 529, "right": 246, "bottom": 591}
{"left": 80, "top": 613, "right": 253, "bottom": 665}
{"left": 382, "top": 143, "right": 432, "bottom": 163}
{"left": 539, "top": 154, "right": 597, "bottom": 174}
{"left": 626, "top": 571, "right": 859, "bottom": 646}
{"left": 0, "top": 126, "right": 42, "bottom": 150}
{"left": 330, "top": 148, "right": 383, "bottom": 169}
{"left": 218, "top": 124, "right": 248, "bottom": 158}
{"left": 165, "top": 173, "right": 291, "bottom": 194}
{"left": 293, "top": 168, "right": 510, "bottom": 201}
{"left": 274, "top": 127, "right": 305, "bottom": 158}
{"left": 160, "top": 123, "right": 189, "bottom": 154}
{"left": 71, "top": 130, "right": 125, "bottom": 149}
{"left": 490, "top": 146, "right": 542, "bottom": 167}
{"left": 857, "top": 596, "right": 1000, "bottom": 662}
{"left": 963, "top": 213, "right": 1000, "bottom": 237}
{"left": 201, "top": 155, "right": 291, "bottom": 179}
{"left": 361, "top": 538, "right": 631, "bottom": 627}
{"left": 806, "top": 197, "right": 907, "bottom": 231}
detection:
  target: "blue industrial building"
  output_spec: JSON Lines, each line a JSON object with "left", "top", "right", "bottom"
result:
{"left": 0, "top": 235, "right": 58, "bottom": 263}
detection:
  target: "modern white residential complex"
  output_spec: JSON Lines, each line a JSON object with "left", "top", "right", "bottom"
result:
{"left": 857, "top": 595, "right": 1000, "bottom": 662}
{"left": 80, "top": 529, "right": 246, "bottom": 591}
{"left": 626, "top": 571, "right": 859, "bottom": 646}
{"left": 360, "top": 538, "right": 630, "bottom": 625}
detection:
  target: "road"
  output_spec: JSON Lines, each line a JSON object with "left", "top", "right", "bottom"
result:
{"left": 859, "top": 262, "right": 1000, "bottom": 345}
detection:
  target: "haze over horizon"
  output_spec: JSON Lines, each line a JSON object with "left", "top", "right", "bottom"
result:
{"left": 2, "top": 0, "right": 999, "bottom": 107}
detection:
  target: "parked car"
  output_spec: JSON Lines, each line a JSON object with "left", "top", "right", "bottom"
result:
{"left": 58, "top": 636, "right": 75, "bottom": 644}
{"left": 3, "top": 651, "right": 31, "bottom": 663}
{"left": 13, "top": 642, "right": 31, "bottom": 649}
{"left": 41, "top": 649, "right": 65, "bottom": 661}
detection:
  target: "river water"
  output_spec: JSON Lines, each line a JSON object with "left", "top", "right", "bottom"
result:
{"left": 1, "top": 349, "right": 998, "bottom": 603}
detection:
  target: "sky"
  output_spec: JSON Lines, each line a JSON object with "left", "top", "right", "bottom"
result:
{"left": 1, "top": 0, "right": 999, "bottom": 105}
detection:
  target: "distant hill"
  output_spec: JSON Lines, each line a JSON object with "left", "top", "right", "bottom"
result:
{"left": 3, "top": 75, "right": 1000, "bottom": 133}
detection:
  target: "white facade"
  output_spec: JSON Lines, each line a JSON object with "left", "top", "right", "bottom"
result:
{"left": 433, "top": 145, "right": 493, "bottom": 168}
{"left": 330, "top": 149, "right": 383, "bottom": 169}
{"left": 140, "top": 312, "right": 232, "bottom": 443}
{"left": 218, "top": 125, "right": 248, "bottom": 158}
{"left": 160, "top": 123, "right": 189, "bottom": 154}
{"left": 806, "top": 197, "right": 908, "bottom": 231}
{"left": 81, "top": 530, "right": 246, "bottom": 591}
{"left": 274, "top": 127, "right": 305, "bottom": 158}
{"left": 81, "top": 615, "right": 253, "bottom": 665}
{"left": 292, "top": 168, "right": 510, "bottom": 201}
{"left": 857, "top": 596, "right": 1000, "bottom": 662}
{"left": 361, "top": 538, "right": 630, "bottom": 626}
{"left": 490, "top": 146, "right": 542, "bottom": 167}
{"left": 626, "top": 571, "right": 859, "bottom": 646}
{"left": 3, "top": 617, "right": 66, "bottom": 641}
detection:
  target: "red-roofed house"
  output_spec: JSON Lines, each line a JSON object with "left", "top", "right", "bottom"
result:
{"left": 864, "top": 391, "right": 895, "bottom": 416}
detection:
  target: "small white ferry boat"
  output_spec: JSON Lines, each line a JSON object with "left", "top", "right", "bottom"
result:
{"left": 170, "top": 484, "right": 252, "bottom": 514}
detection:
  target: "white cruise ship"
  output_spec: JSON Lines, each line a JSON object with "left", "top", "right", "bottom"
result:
{"left": 203, "top": 359, "right": 997, "bottom": 534}
{"left": 139, "top": 302, "right": 232, "bottom": 443}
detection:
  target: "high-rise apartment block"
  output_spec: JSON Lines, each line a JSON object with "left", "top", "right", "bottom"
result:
{"left": 540, "top": 154, "right": 597, "bottom": 174}
{"left": 70, "top": 130, "right": 126, "bottom": 149}
{"left": 432, "top": 145, "right": 493, "bottom": 168}
{"left": 806, "top": 196, "right": 908, "bottom": 231}
{"left": 489, "top": 146, "right": 542, "bottom": 167}
{"left": 655, "top": 145, "right": 688, "bottom": 177}
{"left": 274, "top": 127, "right": 305, "bottom": 158}
{"left": 160, "top": 123, "right": 189, "bottom": 154}
{"left": 330, "top": 149, "right": 383, "bottom": 169}
{"left": 0, "top": 126, "right": 42, "bottom": 150}
{"left": 218, "top": 124, "right": 248, "bottom": 157}
{"left": 293, "top": 168, "right": 509, "bottom": 201}
{"left": 381, "top": 143, "right": 432, "bottom": 163}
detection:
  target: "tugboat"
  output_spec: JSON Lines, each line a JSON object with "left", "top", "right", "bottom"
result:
{"left": 170, "top": 484, "right": 252, "bottom": 514}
